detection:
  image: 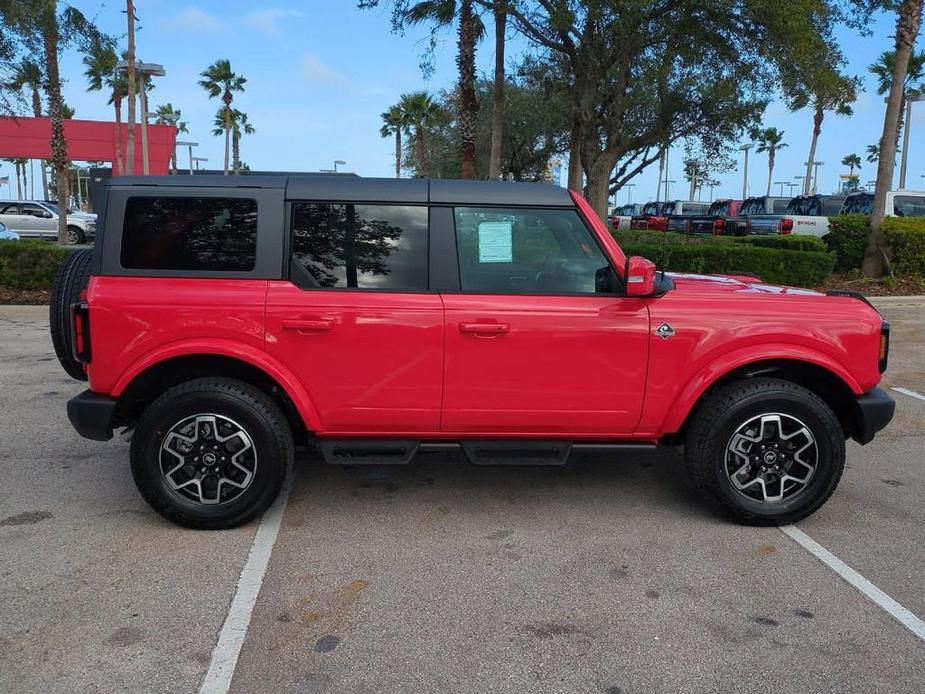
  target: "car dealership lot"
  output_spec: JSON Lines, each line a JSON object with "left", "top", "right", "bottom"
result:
{"left": 1, "top": 300, "right": 923, "bottom": 694}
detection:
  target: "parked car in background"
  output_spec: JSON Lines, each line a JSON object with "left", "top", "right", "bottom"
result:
{"left": 840, "top": 190, "right": 925, "bottom": 217}
{"left": 745, "top": 194, "right": 846, "bottom": 237}
{"left": 609, "top": 203, "right": 641, "bottom": 230}
{"left": 0, "top": 220, "right": 18, "bottom": 240}
{"left": 685, "top": 199, "right": 743, "bottom": 235}
{"left": 632, "top": 200, "right": 710, "bottom": 231}
{"left": 0, "top": 200, "right": 96, "bottom": 244}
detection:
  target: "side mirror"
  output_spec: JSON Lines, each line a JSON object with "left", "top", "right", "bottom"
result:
{"left": 624, "top": 256, "right": 657, "bottom": 297}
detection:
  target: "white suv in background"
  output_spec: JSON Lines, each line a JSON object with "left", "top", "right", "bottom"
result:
{"left": 0, "top": 200, "right": 96, "bottom": 244}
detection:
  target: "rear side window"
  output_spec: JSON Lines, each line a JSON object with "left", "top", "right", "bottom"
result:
{"left": 290, "top": 202, "right": 428, "bottom": 290}
{"left": 772, "top": 199, "right": 790, "bottom": 214}
{"left": 121, "top": 196, "right": 257, "bottom": 271}
{"left": 453, "top": 207, "right": 613, "bottom": 295}
{"left": 822, "top": 197, "right": 846, "bottom": 215}
{"left": 893, "top": 195, "right": 925, "bottom": 217}
{"left": 842, "top": 194, "right": 873, "bottom": 214}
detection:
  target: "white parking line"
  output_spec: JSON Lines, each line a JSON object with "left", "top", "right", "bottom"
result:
{"left": 199, "top": 470, "right": 293, "bottom": 694}
{"left": 891, "top": 386, "right": 925, "bottom": 403}
{"left": 780, "top": 525, "right": 925, "bottom": 643}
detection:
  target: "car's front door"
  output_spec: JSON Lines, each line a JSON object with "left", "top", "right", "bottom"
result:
{"left": 439, "top": 205, "right": 650, "bottom": 435}
{"left": 265, "top": 201, "right": 444, "bottom": 434}
{"left": 18, "top": 203, "right": 55, "bottom": 237}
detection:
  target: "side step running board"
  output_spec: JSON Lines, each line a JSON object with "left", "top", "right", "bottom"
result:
{"left": 461, "top": 440, "right": 571, "bottom": 466}
{"left": 320, "top": 439, "right": 419, "bottom": 465}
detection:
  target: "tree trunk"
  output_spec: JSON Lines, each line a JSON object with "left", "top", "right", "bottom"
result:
{"left": 586, "top": 155, "right": 618, "bottom": 221}
{"left": 415, "top": 127, "right": 427, "bottom": 178}
{"left": 15, "top": 162, "right": 23, "bottom": 199}
{"left": 125, "top": 0, "right": 137, "bottom": 176}
{"left": 394, "top": 130, "right": 401, "bottom": 178}
{"left": 766, "top": 150, "right": 774, "bottom": 196}
{"left": 567, "top": 115, "right": 582, "bottom": 190}
{"left": 113, "top": 92, "right": 125, "bottom": 176}
{"left": 488, "top": 4, "right": 506, "bottom": 180}
{"left": 223, "top": 101, "right": 231, "bottom": 175}
{"left": 29, "top": 85, "right": 50, "bottom": 198}
{"left": 233, "top": 130, "right": 240, "bottom": 175}
{"left": 457, "top": 0, "right": 478, "bottom": 179}
{"left": 42, "top": 13, "right": 69, "bottom": 244}
{"left": 804, "top": 107, "right": 823, "bottom": 195}
{"left": 864, "top": 0, "right": 923, "bottom": 277}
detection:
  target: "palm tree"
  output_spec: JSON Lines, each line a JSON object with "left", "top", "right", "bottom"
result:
{"left": 488, "top": 2, "right": 507, "bottom": 179}
{"left": 399, "top": 91, "right": 443, "bottom": 177}
{"left": 402, "top": 0, "right": 483, "bottom": 179}
{"left": 8, "top": 60, "right": 49, "bottom": 197}
{"left": 842, "top": 153, "right": 862, "bottom": 176}
{"left": 868, "top": 49, "right": 925, "bottom": 151}
{"left": 199, "top": 59, "right": 247, "bottom": 175}
{"left": 380, "top": 105, "right": 406, "bottom": 178}
{"left": 155, "top": 103, "right": 188, "bottom": 174}
{"left": 213, "top": 108, "right": 254, "bottom": 175}
{"left": 753, "top": 127, "right": 788, "bottom": 196}
{"left": 83, "top": 42, "right": 127, "bottom": 175}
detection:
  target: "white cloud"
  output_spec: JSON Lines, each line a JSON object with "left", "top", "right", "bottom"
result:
{"left": 164, "top": 6, "right": 223, "bottom": 31}
{"left": 245, "top": 8, "right": 302, "bottom": 35}
{"left": 300, "top": 54, "right": 345, "bottom": 84}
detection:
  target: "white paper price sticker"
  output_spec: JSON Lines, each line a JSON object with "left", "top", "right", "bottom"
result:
{"left": 478, "top": 221, "right": 513, "bottom": 263}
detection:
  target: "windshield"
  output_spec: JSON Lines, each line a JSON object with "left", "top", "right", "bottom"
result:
{"left": 642, "top": 202, "right": 660, "bottom": 215}
{"left": 842, "top": 194, "right": 873, "bottom": 214}
{"left": 708, "top": 201, "right": 729, "bottom": 216}
{"left": 787, "top": 197, "right": 822, "bottom": 215}
{"left": 739, "top": 198, "right": 766, "bottom": 216}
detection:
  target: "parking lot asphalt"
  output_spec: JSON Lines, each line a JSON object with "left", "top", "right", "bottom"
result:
{"left": 1, "top": 299, "right": 923, "bottom": 694}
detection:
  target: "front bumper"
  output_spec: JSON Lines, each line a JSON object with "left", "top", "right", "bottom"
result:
{"left": 852, "top": 387, "right": 895, "bottom": 445}
{"left": 67, "top": 390, "right": 117, "bottom": 441}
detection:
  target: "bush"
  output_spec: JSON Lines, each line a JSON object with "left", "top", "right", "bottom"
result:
{"left": 735, "top": 235, "right": 827, "bottom": 252}
{"left": 617, "top": 238, "right": 835, "bottom": 287}
{"left": 883, "top": 217, "right": 925, "bottom": 276}
{"left": 826, "top": 214, "right": 869, "bottom": 271}
{"left": 0, "top": 239, "right": 73, "bottom": 290}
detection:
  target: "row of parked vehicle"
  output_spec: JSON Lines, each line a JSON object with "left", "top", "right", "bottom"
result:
{"left": 610, "top": 190, "right": 925, "bottom": 238}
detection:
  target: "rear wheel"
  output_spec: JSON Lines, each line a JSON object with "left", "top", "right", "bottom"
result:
{"left": 49, "top": 248, "right": 92, "bottom": 380}
{"left": 130, "top": 378, "right": 292, "bottom": 529}
{"left": 685, "top": 378, "right": 845, "bottom": 525}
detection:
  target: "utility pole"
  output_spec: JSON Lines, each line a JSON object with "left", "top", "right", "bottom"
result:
{"left": 624, "top": 183, "right": 635, "bottom": 204}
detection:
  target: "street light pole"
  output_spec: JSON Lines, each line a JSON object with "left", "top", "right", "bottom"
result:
{"left": 899, "top": 91, "right": 924, "bottom": 189}
{"left": 774, "top": 181, "right": 789, "bottom": 196}
{"left": 334, "top": 159, "right": 346, "bottom": 173}
{"left": 624, "top": 183, "right": 635, "bottom": 203}
{"left": 812, "top": 162, "right": 824, "bottom": 193}
{"left": 176, "top": 141, "right": 198, "bottom": 176}
{"left": 116, "top": 61, "right": 166, "bottom": 176}
{"left": 739, "top": 144, "right": 753, "bottom": 200}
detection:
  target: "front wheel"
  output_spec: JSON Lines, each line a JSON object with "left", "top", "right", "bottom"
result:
{"left": 66, "top": 225, "right": 86, "bottom": 245}
{"left": 685, "top": 377, "right": 845, "bottom": 525}
{"left": 130, "top": 378, "right": 293, "bottom": 529}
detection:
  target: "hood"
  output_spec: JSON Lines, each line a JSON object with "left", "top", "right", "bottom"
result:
{"left": 68, "top": 211, "right": 97, "bottom": 220}
{"left": 666, "top": 272, "right": 823, "bottom": 296}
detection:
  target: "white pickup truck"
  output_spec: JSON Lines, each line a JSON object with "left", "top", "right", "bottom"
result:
{"left": 745, "top": 194, "right": 846, "bottom": 238}
{"left": 608, "top": 203, "right": 641, "bottom": 231}
{"left": 841, "top": 190, "right": 925, "bottom": 217}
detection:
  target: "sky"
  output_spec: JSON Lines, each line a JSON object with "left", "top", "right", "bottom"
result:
{"left": 2, "top": 1, "right": 923, "bottom": 203}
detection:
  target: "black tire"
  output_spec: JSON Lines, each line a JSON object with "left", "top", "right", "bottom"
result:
{"left": 49, "top": 248, "right": 92, "bottom": 381}
{"left": 66, "top": 225, "right": 86, "bottom": 245}
{"left": 130, "top": 378, "right": 292, "bottom": 529}
{"left": 685, "top": 377, "right": 845, "bottom": 525}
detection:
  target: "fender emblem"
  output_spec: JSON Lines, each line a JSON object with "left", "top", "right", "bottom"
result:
{"left": 655, "top": 323, "right": 675, "bottom": 340}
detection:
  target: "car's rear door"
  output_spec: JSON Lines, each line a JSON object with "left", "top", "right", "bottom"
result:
{"left": 435, "top": 204, "right": 650, "bottom": 435}
{"left": 265, "top": 198, "right": 444, "bottom": 434}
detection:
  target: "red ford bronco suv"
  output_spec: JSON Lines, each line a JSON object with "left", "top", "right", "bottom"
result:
{"left": 51, "top": 176, "right": 894, "bottom": 529}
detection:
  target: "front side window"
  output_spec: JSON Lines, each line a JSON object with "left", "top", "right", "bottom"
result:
{"left": 121, "top": 196, "right": 257, "bottom": 271}
{"left": 290, "top": 203, "right": 428, "bottom": 290}
{"left": 454, "top": 207, "right": 614, "bottom": 295}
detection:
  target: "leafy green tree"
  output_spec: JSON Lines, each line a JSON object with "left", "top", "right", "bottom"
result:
{"left": 399, "top": 91, "right": 445, "bottom": 177}
{"left": 784, "top": 47, "right": 858, "bottom": 195}
{"left": 360, "top": 0, "right": 484, "bottom": 179}
{"left": 841, "top": 153, "right": 862, "bottom": 175}
{"left": 212, "top": 107, "right": 254, "bottom": 175}
{"left": 0, "top": 0, "right": 104, "bottom": 242}
{"left": 753, "top": 128, "right": 787, "bottom": 196}
{"left": 199, "top": 58, "right": 247, "bottom": 175}
{"left": 864, "top": 0, "right": 924, "bottom": 277}
{"left": 868, "top": 48, "right": 925, "bottom": 150}
{"left": 380, "top": 104, "right": 407, "bottom": 178}
{"left": 501, "top": 1, "right": 828, "bottom": 218}
{"left": 83, "top": 39, "right": 127, "bottom": 175}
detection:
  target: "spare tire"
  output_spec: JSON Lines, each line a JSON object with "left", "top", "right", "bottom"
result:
{"left": 49, "top": 249, "right": 93, "bottom": 381}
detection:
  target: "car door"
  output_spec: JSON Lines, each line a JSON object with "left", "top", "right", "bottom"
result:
{"left": 265, "top": 201, "right": 444, "bottom": 434}
{"left": 0, "top": 204, "right": 19, "bottom": 233}
{"left": 439, "top": 204, "right": 650, "bottom": 435}
{"left": 18, "top": 203, "right": 54, "bottom": 238}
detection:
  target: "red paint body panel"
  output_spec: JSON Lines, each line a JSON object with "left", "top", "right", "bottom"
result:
{"left": 441, "top": 294, "right": 649, "bottom": 434}
{"left": 265, "top": 281, "right": 444, "bottom": 433}
{"left": 83, "top": 192, "right": 886, "bottom": 443}
{"left": 0, "top": 116, "right": 175, "bottom": 174}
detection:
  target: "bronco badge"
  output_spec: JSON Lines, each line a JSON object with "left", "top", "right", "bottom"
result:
{"left": 655, "top": 323, "right": 675, "bottom": 340}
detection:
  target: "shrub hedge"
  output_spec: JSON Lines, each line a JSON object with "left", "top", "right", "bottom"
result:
{"left": 883, "top": 217, "right": 925, "bottom": 276}
{"left": 0, "top": 240, "right": 72, "bottom": 290}
{"left": 612, "top": 231, "right": 834, "bottom": 287}
{"left": 825, "top": 214, "right": 870, "bottom": 271}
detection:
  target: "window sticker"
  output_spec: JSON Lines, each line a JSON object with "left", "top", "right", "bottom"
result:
{"left": 478, "top": 221, "right": 513, "bottom": 263}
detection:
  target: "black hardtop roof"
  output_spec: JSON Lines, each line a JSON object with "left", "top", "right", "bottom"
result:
{"left": 106, "top": 175, "right": 574, "bottom": 207}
